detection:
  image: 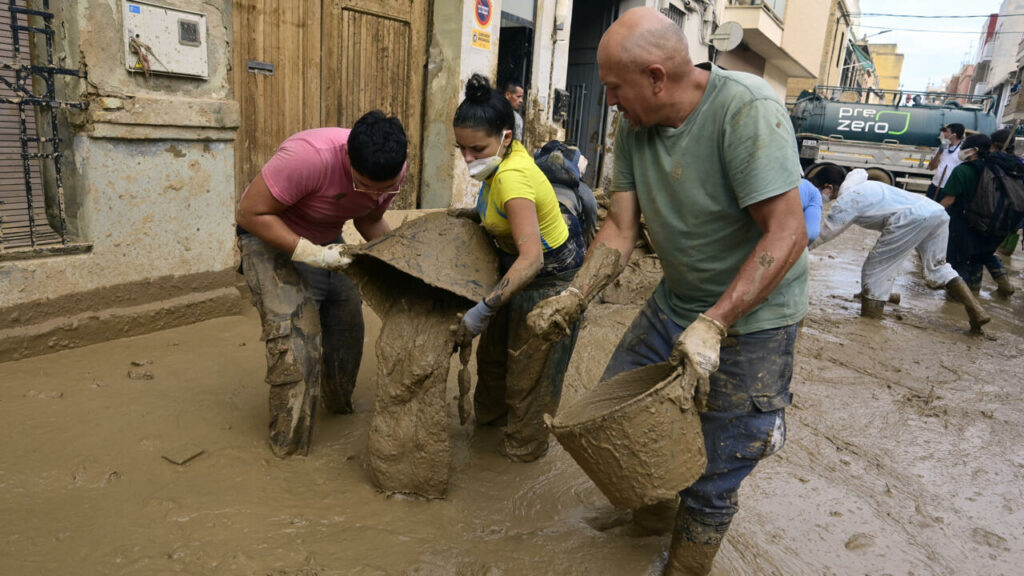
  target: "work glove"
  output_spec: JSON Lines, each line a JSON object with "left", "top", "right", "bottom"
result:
{"left": 291, "top": 237, "right": 352, "bottom": 271}
{"left": 460, "top": 300, "right": 496, "bottom": 337}
{"left": 669, "top": 313, "right": 727, "bottom": 412}
{"left": 446, "top": 207, "right": 481, "bottom": 223}
{"left": 526, "top": 287, "right": 586, "bottom": 342}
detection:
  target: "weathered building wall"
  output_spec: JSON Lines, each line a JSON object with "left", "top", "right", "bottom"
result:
{"left": 0, "top": 0, "right": 240, "bottom": 361}
{"left": 421, "top": 0, "right": 575, "bottom": 209}
{"left": 870, "top": 43, "right": 904, "bottom": 92}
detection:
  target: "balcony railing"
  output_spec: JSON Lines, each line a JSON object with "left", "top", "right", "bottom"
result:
{"left": 729, "top": 0, "right": 786, "bottom": 23}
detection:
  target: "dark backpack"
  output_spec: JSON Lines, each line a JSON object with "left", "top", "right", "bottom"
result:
{"left": 967, "top": 152, "right": 1024, "bottom": 237}
{"left": 533, "top": 140, "right": 599, "bottom": 244}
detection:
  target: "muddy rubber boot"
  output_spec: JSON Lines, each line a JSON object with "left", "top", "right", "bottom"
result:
{"left": 663, "top": 507, "right": 727, "bottom": 576}
{"left": 994, "top": 274, "right": 1015, "bottom": 297}
{"left": 946, "top": 277, "right": 991, "bottom": 332}
{"left": 860, "top": 297, "right": 886, "bottom": 319}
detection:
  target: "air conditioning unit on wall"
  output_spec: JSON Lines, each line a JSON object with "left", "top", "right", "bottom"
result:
{"left": 122, "top": 0, "right": 208, "bottom": 79}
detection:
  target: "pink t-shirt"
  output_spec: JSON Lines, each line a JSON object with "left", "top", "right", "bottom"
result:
{"left": 254, "top": 127, "right": 402, "bottom": 245}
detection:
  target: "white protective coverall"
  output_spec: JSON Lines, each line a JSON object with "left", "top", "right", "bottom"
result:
{"left": 809, "top": 169, "right": 960, "bottom": 300}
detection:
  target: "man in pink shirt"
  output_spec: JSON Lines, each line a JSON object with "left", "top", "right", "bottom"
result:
{"left": 235, "top": 110, "right": 407, "bottom": 457}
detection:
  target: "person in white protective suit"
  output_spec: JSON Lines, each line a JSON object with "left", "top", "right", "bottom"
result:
{"left": 807, "top": 165, "right": 990, "bottom": 332}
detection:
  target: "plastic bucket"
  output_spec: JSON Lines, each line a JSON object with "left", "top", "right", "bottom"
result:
{"left": 548, "top": 362, "right": 706, "bottom": 509}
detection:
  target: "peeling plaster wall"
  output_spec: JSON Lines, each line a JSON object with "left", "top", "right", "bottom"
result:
{"left": 0, "top": 0, "right": 239, "bottom": 359}
{"left": 523, "top": 0, "right": 571, "bottom": 150}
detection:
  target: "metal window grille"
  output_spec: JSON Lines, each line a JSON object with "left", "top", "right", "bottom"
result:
{"left": 0, "top": 0, "right": 88, "bottom": 258}
{"left": 564, "top": 83, "right": 586, "bottom": 147}
{"left": 661, "top": 4, "right": 686, "bottom": 29}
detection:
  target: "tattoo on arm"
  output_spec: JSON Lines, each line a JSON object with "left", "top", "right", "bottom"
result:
{"left": 484, "top": 277, "right": 511, "bottom": 308}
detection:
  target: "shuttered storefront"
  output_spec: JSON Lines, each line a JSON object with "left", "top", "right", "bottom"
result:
{"left": 0, "top": 1, "right": 52, "bottom": 250}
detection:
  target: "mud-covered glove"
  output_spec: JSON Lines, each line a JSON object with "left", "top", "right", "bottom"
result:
{"left": 669, "top": 313, "right": 727, "bottom": 412}
{"left": 526, "top": 287, "right": 586, "bottom": 342}
{"left": 461, "top": 300, "right": 497, "bottom": 337}
{"left": 446, "top": 207, "right": 481, "bottom": 223}
{"left": 291, "top": 237, "right": 352, "bottom": 271}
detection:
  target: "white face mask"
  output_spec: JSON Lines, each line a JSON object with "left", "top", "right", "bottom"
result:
{"left": 940, "top": 137, "right": 951, "bottom": 147}
{"left": 466, "top": 131, "right": 511, "bottom": 181}
{"left": 957, "top": 148, "right": 975, "bottom": 162}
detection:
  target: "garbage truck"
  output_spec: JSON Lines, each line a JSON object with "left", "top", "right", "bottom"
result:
{"left": 791, "top": 86, "right": 998, "bottom": 191}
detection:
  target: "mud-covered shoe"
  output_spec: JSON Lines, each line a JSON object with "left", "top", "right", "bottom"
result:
{"left": 946, "top": 277, "right": 991, "bottom": 332}
{"left": 860, "top": 298, "right": 885, "bottom": 319}
{"left": 994, "top": 274, "right": 1015, "bottom": 297}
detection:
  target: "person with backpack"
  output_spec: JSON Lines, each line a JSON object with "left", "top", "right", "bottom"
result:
{"left": 992, "top": 128, "right": 1024, "bottom": 256}
{"left": 450, "top": 74, "right": 586, "bottom": 462}
{"left": 940, "top": 133, "right": 1022, "bottom": 297}
{"left": 532, "top": 139, "right": 599, "bottom": 248}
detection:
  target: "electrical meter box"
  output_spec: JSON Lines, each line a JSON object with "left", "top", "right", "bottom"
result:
{"left": 123, "top": 0, "right": 208, "bottom": 79}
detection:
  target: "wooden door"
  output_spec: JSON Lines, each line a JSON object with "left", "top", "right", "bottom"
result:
{"left": 234, "top": 0, "right": 430, "bottom": 208}
{"left": 321, "top": 0, "right": 430, "bottom": 208}
{"left": 233, "top": 0, "right": 322, "bottom": 199}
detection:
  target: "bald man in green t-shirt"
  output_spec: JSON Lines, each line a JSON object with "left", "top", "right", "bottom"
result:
{"left": 528, "top": 8, "right": 808, "bottom": 575}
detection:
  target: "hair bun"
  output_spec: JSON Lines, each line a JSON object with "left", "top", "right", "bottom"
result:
{"left": 465, "top": 74, "right": 492, "bottom": 103}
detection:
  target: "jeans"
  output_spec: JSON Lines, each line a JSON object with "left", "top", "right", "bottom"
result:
{"left": 602, "top": 297, "right": 797, "bottom": 527}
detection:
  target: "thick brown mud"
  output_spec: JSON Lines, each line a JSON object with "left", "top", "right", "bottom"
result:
{"left": 1, "top": 226, "right": 1023, "bottom": 575}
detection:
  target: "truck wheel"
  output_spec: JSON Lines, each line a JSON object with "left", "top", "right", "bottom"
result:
{"left": 865, "top": 168, "right": 894, "bottom": 186}
{"left": 805, "top": 162, "right": 838, "bottom": 182}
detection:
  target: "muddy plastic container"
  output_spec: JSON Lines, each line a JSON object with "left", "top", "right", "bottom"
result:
{"left": 548, "top": 362, "right": 706, "bottom": 509}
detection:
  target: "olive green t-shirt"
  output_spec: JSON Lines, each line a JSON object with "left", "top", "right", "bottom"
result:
{"left": 940, "top": 161, "right": 980, "bottom": 200}
{"left": 610, "top": 63, "right": 808, "bottom": 334}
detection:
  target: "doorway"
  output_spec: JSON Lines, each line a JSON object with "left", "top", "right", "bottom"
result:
{"left": 566, "top": 0, "right": 617, "bottom": 187}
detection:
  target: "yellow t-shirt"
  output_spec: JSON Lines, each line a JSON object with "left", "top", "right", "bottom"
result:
{"left": 477, "top": 141, "right": 569, "bottom": 253}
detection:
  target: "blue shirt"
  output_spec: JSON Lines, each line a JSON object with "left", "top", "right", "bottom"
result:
{"left": 799, "top": 179, "right": 822, "bottom": 244}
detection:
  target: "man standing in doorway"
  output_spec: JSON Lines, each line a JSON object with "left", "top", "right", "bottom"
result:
{"left": 926, "top": 123, "right": 964, "bottom": 200}
{"left": 235, "top": 111, "right": 407, "bottom": 458}
{"left": 504, "top": 80, "right": 525, "bottom": 142}
{"left": 529, "top": 8, "right": 808, "bottom": 575}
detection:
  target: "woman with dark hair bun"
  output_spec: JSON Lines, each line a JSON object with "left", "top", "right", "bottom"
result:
{"left": 450, "top": 73, "right": 586, "bottom": 462}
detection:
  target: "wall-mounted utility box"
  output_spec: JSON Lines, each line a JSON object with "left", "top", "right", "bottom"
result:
{"left": 123, "top": 0, "right": 208, "bottom": 79}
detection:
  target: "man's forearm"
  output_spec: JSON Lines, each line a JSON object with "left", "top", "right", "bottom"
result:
{"left": 706, "top": 228, "right": 805, "bottom": 328}
{"left": 237, "top": 211, "right": 300, "bottom": 254}
{"left": 354, "top": 216, "right": 391, "bottom": 242}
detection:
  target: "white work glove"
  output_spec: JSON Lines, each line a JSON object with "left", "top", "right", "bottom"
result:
{"left": 291, "top": 237, "right": 352, "bottom": 271}
{"left": 669, "top": 313, "right": 727, "bottom": 412}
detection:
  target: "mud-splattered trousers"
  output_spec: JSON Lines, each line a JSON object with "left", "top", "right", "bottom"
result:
{"left": 602, "top": 297, "right": 797, "bottom": 545}
{"left": 238, "top": 233, "right": 364, "bottom": 457}
{"left": 475, "top": 212, "right": 586, "bottom": 461}
{"left": 858, "top": 204, "right": 960, "bottom": 300}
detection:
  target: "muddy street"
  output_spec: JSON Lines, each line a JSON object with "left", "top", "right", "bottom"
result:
{"left": 1, "top": 224, "right": 1023, "bottom": 576}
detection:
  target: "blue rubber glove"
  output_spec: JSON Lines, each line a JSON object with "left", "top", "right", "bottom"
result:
{"left": 461, "top": 300, "right": 497, "bottom": 336}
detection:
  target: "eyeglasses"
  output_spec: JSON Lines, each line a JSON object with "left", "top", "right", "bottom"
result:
{"left": 352, "top": 180, "right": 401, "bottom": 197}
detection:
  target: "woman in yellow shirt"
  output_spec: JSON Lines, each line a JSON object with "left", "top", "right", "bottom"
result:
{"left": 453, "top": 74, "right": 585, "bottom": 462}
